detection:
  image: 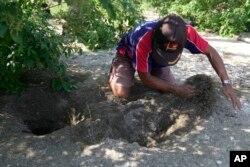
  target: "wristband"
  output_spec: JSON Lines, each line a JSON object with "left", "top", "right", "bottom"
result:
{"left": 222, "top": 79, "right": 232, "bottom": 85}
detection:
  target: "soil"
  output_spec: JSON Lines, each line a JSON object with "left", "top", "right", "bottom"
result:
{"left": 0, "top": 33, "right": 250, "bottom": 167}
{"left": 1, "top": 66, "right": 216, "bottom": 147}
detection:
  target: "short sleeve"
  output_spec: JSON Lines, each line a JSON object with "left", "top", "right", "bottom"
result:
{"left": 134, "top": 31, "right": 153, "bottom": 72}
{"left": 185, "top": 25, "right": 208, "bottom": 54}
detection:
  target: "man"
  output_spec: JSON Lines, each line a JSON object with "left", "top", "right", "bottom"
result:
{"left": 109, "top": 14, "right": 242, "bottom": 110}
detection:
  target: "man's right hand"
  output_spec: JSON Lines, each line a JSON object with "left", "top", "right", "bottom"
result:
{"left": 138, "top": 72, "right": 196, "bottom": 99}
{"left": 174, "top": 84, "right": 196, "bottom": 99}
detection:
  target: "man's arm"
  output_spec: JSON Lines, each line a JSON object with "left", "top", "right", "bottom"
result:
{"left": 204, "top": 44, "right": 242, "bottom": 110}
{"left": 138, "top": 72, "right": 196, "bottom": 99}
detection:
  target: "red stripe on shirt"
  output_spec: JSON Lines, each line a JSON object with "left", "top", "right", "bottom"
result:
{"left": 135, "top": 31, "right": 153, "bottom": 72}
{"left": 186, "top": 25, "right": 208, "bottom": 53}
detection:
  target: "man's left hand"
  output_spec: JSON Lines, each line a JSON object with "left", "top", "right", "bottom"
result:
{"left": 222, "top": 84, "right": 242, "bottom": 110}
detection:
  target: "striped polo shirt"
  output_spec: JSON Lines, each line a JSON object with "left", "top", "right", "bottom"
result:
{"left": 116, "top": 20, "right": 208, "bottom": 73}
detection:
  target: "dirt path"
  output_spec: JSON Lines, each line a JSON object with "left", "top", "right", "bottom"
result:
{"left": 0, "top": 33, "right": 249, "bottom": 167}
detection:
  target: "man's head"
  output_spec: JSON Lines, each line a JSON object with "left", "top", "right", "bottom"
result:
{"left": 151, "top": 14, "right": 187, "bottom": 66}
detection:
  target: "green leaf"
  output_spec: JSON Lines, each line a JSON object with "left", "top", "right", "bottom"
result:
{"left": 58, "top": 0, "right": 62, "bottom": 5}
{"left": 10, "top": 31, "right": 23, "bottom": 44}
{"left": 52, "top": 78, "right": 63, "bottom": 91}
{"left": 0, "top": 22, "right": 8, "bottom": 38}
{"left": 62, "top": 82, "right": 71, "bottom": 92}
{"left": 24, "top": 58, "right": 34, "bottom": 68}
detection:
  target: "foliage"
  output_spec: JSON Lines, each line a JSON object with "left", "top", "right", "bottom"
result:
{"left": 0, "top": 0, "right": 75, "bottom": 93}
{"left": 147, "top": 0, "right": 250, "bottom": 36}
{"left": 0, "top": 0, "right": 143, "bottom": 93}
{"left": 59, "top": 0, "right": 143, "bottom": 50}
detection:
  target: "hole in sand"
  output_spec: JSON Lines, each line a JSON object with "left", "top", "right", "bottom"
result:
{"left": 23, "top": 118, "right": 68, "bottom": 135}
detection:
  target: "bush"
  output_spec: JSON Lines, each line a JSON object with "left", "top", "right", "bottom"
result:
{"left": 148, "top": 0, "right": 250, "bottom": 36}
{"left": 0, "top": 0, "right": 75, "bottom": 93}
{"left": 0, "top": 0, "right": 144, "bottom": 93}
{"left": 59, "top": 0, "right": 143, "bottom": 50}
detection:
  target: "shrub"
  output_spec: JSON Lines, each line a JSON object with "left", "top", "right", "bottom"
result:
{"left": 59, "top": 0, "right": 143, "bottom": 50}
{"left": 148, "top": 0, "right": 250, "bottom": 36}
{"left": 0, "top": 0, "right": 75, "bottom": 93}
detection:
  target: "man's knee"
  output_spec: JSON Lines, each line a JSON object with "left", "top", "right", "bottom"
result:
{"left": 109, "top": 55, "right": 133, "bottom": 98}
{"left": 110, "top": 83, "right": 131, "bottom": 99}
{"left": 114, "top": 90, "right": 130, "bottom": 99}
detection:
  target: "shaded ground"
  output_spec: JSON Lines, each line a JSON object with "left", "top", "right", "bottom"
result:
{"left": 0, "top": 33, "right": 250, "bottom": 167}
{"left": 1, "top": 68, "right": 216, "bottom": 147}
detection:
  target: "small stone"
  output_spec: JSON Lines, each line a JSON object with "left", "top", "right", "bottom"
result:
{"left": 204, "top": 134, "right": 210, "bottom": 140}
{"left": 216, "top": 160, "right": 222, "bottom": 165}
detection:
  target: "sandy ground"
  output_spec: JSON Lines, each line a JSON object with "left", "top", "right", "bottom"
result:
{"left": 0, "top": 32, "right": 250, "bottom": 167}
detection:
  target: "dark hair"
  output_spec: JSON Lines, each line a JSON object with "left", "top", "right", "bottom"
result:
{"left": 150, "top": 14, "right": 187, "bottom": 66}
{"left": 153, "top": 14, "right": 187, "bottom": 47}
